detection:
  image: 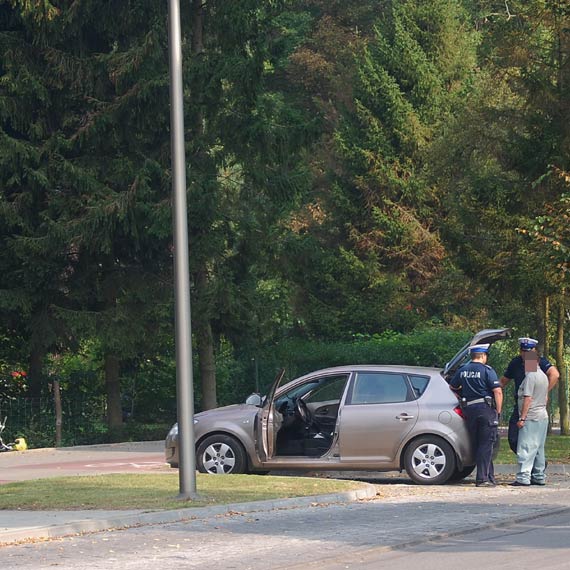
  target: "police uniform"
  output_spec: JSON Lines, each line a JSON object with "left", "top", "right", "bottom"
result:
{"left": 504, "top": 337, "right": 553, "bottom": 453}
{"left": 450, "top": 344, "right": 501, "bottom": 486}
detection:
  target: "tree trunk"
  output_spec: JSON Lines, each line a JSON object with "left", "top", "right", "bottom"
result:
{"left": 190, "top": 0, "right": 216, "bottom": 411}
{"left": 542, "top": 295, "right": 554, "bottom": 433}
{"left": 28, "top": 345, "right": 44, "bottom": 401}
{"left": 191, "top": 0, "right": 204, "bottom": 55}
{"left": 557, "top": 294, "right": 569, "bottom": 435}
{"left": 105, "top": 353, "right": 123, "bottom": 438}
{"left": 196, "top": 269, "right": 217, "bottom": 410}
{"left": 197, "top": 319, "right": 217, "bottom": 410}
{"left": 53, "top": 379, "right": 62, "bottom": 447}
{"left": 538, "top": 293, "right": 548, "bottom": 355}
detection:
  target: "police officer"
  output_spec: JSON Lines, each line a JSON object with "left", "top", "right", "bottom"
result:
{"left": 500, "top": 337, "right": 559, "bottom": 454}
{"left": 450, "top": 344, "right": 503, "bottom": 487}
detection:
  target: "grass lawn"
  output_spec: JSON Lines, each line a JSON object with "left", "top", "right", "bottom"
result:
{"left": 495, "top": 434, "right": 570, "bottom": 464}
{"left": 0, "top": 473, "right": 366, "bottom": 511}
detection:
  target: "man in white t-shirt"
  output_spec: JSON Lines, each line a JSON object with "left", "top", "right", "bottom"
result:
{"left": 511, "top": 351, "right": 549, "bottom": 486}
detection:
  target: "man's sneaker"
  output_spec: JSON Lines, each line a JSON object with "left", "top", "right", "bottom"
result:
{"left": 476, "top": 481, "right": 496, "bottom": 488}
{"left": 530, "top": 480, "right": 546, "bottom": 486}
{"left": 510, "top": 481, "right": 530, "bottom": 487}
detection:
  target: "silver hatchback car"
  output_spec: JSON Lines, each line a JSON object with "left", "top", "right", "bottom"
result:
{"left": 165, "top": 329, "right": 510, "bottom": 485}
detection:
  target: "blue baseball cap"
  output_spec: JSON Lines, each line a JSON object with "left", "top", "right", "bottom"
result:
{"left": 470, "top": 343, "right": 490, "bottom": 353}
{"left": 519, "top": 337, "right": 538, "bottom": 351}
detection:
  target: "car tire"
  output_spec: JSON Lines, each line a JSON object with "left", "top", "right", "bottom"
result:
{"left": 403, "top": 436, "right": 456, "bottom": 485}
{"left": 447, "top": 464, "right": 476, "bottom": 482}
{"left": 196, "top": 434, "right": 247, "bottom": 475}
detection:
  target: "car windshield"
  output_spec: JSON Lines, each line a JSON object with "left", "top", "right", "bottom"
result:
{"left": 275, "top": 380, "right": 319, "bottom": 408}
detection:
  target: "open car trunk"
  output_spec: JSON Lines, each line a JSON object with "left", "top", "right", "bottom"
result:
{"left": 442, "top": 328, "right": 511, "bottom": 381}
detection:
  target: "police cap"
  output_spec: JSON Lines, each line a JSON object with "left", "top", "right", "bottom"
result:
{"left": 518, "top": 337, "right": 538, "bottom": 351}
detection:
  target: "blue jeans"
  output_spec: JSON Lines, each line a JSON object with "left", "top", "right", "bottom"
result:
{"left": 516, "top": 418, "right": 548, "bottom": 484}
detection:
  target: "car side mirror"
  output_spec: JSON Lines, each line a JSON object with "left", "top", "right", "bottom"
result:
{"left": 245, "top": 393, "right": 263, "bottom": 407}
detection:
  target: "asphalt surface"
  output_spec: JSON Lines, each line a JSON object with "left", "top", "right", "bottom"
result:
{"left": 1, "top": 440, "right": 570, "bottom": 555}
{"left": 2, "top": 473, "right": 570, "bottom": 569}
{"left": 0, "top": 440, "right": 167, "bottom": 484}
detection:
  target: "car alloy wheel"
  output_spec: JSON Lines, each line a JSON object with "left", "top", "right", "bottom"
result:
{"left": 404, "top": 436, "right": 455, "bottom": 485}
{"left": 197, "top": 434, "right": 247, "bottom": 475}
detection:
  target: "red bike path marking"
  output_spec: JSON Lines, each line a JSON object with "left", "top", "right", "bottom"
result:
{"left": 0, "top": 454, "right": 171, "bottom": 484}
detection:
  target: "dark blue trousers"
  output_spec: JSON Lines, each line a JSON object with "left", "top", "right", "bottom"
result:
{"left": 464, "top": 403, "right": 499, "bottom": 484}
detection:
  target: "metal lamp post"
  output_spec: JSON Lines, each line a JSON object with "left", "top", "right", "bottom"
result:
{"left": 167, "top": 0, "right": 198, "bottom": 499}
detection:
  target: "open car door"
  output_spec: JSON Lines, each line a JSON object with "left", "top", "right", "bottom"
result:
{"left": 443, "top": 328, "right": 511, "bottom": 381}
{"left": 256, "top": 368, "right": 286, "bottom": 462}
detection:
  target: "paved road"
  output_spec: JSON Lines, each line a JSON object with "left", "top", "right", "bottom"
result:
{"left": 2, "top": 443, "right": 570, "bottom": 569}
{"left": 2, "top": 476, "right": 570, "bottom": 569}
{"left": 0, "top": 441, "right": 167, "bottom": 484}
{"left": 293, "top": 510, "right": 570, "bottom": 570}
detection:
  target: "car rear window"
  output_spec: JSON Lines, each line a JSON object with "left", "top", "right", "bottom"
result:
{"left": 408, "top": 375, "right": 430, "bottom": 399}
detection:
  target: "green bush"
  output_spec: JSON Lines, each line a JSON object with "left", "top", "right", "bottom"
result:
{"left": 122, "top": 422, "right": 172, "bottom": 442}
{"left": 254, "top": 329, "right": 474, "bottom": 391}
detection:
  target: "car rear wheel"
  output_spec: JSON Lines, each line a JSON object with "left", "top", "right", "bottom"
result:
{"left": 197, "top": 434, "right": 247, "bottom": 475}
{"left": 403, "top": 436, "right": 456, "bottom": 485}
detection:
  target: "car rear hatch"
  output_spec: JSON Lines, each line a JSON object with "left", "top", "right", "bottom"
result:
{"left": 442, "top": 328, "right": 511, "bottom": 381}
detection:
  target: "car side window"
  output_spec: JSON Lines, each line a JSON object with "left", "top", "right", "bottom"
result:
{"left": 305, "top": 375, "right": 349, "bottom": 404}
{"left": 348, "top": 372, "right": 411, "bottom": 404}
{"left": 408, "top": 375, "right": 430, "bottom": 399}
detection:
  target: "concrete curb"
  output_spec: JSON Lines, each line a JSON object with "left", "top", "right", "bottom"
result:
{"left": 493, "top": 463, "right": 570, "bottom": 475}
{"left": 0, "top": 483, "right": 377, "bottom": 546}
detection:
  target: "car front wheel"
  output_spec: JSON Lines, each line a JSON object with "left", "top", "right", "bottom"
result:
{"left": 197, "top": 434, "right": 247, "bottom": 475}
{"left": 403, "top": 436, "right": 456, "bottom": 485}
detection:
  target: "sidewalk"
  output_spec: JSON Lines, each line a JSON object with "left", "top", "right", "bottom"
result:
{"left": 1, "top": 464, "right": 569, "bottom": 546}
{"left": 0, "top": 484, "right": 377, "bottom": 545}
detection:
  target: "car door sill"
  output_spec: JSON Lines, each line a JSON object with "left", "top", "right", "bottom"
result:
{"left": 263, "top": 457, "right": 340, "bottom": 468}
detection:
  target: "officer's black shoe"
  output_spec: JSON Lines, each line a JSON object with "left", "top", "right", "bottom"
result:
{"left": 476, "top": 481, "right": 496, "bottom": 488}
{"left": 510, "top": 481, "right": 530, "bottom": 487}
{"left": 530, "top": 480, "right": 546, "bottom": 486}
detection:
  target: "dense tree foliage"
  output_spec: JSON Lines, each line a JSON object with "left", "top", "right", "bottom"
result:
{"left": 0, "top": 0, "right": 569, "bottom": 440}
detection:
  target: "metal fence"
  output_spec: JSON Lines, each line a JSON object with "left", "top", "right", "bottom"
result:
{"left": 0, "top": 396, "right": 107, "bottom": 448}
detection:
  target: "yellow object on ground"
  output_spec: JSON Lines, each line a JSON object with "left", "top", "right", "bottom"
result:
{"left": 14, "top": 438, "right": 27, "bottom": 451}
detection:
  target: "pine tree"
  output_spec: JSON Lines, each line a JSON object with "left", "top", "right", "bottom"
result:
{"left": 1, "top": 2, "right": 175, "bottom": 431}
{"left": 281, "top": 0, "right": 480, "bottom": 336}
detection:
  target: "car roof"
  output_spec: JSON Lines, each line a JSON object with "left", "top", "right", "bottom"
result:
{"left": 294, "top": 364, "right": 440, "bottom": 379}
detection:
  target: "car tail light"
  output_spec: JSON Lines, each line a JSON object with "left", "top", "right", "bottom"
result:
{"left": 453, "top": 405, "right": 465, "bottom": 419}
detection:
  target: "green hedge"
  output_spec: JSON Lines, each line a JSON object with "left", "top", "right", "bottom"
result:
{"left": 254, "top": 329, "right": 515, "bottom": 388}
{"left": 251, "top": 329, "right": 473, "bottom": 391}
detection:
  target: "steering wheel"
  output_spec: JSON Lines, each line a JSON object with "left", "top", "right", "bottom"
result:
{"left": 295, "top": 398, "right": 313, "bottom": 425}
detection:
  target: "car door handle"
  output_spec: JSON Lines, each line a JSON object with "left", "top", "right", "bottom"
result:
{"left": 396, "top": 413, "right": 415, "bottom": 421}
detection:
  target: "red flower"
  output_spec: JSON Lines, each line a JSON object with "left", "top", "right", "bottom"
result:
{"left": 10, "top": 370, "right": 27, "bottom": 378}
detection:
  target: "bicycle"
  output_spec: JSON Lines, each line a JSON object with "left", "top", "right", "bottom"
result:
{"left": 0, "top": 416, "right": 26, "bottom": 452}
